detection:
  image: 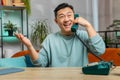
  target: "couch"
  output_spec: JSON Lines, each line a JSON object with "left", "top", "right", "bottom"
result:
{"left": 88, "top": 48, "right": 120, "bottom": 66}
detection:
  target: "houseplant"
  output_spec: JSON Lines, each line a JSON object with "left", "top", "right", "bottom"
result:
{"left": 107, "top": 20, "right": 120, "bottom": 30}
{"left": 22, "top": 0, "right": 31, "bottom": 15}
{"left": 3, "top": 20, "right": 17, "bottom": 36}
{"left": 31, "top": 19, "right": 49, "bottom": 48}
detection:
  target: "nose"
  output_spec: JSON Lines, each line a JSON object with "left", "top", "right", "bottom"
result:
{"left": 64, "top": 16, "right": 69, "bottom": 21}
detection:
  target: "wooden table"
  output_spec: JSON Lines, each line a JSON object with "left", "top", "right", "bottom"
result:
{"left": 0, "top": 67, "right": 120, "bottom": 80}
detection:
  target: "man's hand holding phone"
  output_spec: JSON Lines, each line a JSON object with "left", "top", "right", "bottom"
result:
{"left": 71, "top": 14, "right": 79, "bottom": 32}
{"left": 74, "top": 17, "right": 92, "bottom": 28}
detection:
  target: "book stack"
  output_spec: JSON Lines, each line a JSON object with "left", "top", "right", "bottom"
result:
{"left": 2, "top": 0, "right": 13, "bottom": 6}
{"left": 12, "top": 2, "right": 25, "bottom": 7}
{"left": 12, "top": 0, "right": 25, "bottom": 7}
{"left": 1, "top": 0, "right": 25, "bottom": 7}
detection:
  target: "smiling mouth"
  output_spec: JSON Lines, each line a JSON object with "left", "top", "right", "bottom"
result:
{"left": 64, "top": 23, "right": 72, "bottom": 28}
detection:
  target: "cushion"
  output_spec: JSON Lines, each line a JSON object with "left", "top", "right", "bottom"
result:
{"left": 24, "top": 55, "right": 35, "bottom": 67}
{"left": 0, "top": 56, "right": 27, "bottom": 67}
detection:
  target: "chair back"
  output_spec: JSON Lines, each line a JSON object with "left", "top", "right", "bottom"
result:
{"left": 12, "top": 50, "right": 39, "bottom": 57}
{"left": 88, "top": 48, "right": 120, "bottom": 66}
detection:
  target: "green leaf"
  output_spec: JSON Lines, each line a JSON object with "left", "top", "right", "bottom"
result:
{"left": 31, "top": 20, "right": 49, "bottom": 48}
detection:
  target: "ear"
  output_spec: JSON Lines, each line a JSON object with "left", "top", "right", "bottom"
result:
{"left": 54, "top": 18, "right": 58, "bottom": 24}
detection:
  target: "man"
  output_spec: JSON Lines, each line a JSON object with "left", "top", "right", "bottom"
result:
{"left": 15, "top": 3, "right": 105, "bottom": 67}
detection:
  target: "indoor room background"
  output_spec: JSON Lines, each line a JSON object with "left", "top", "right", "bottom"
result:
{"left": 0, "top": 0, "right": 120, "bottom": 58}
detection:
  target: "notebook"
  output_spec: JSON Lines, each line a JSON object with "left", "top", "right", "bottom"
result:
{"left": 0, "top": 68, "right": 25, "bottom": 75}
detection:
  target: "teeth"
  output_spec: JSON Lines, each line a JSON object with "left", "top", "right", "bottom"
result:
{"left": 64, "top": 23, "right": 70, "bottom": 26}
{"left": 64, "top": 24, "right": 69, "bottom": 26}
{"left": 64, "top": 22, "right": 71, "bottom": 27}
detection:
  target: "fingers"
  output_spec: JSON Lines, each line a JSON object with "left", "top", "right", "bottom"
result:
{"left": 74, "top": 17, "right": 90, "bottom": 27}
{"left": 14, "top": 33, "right": 24, "bottom": 41}
{"left": 74, "top": 17, "right": 79, "bottom": 24}
{"left": 14, "top": 33, "right": 19, "bottom": 39}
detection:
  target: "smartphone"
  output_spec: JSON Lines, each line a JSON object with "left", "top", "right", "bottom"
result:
{"left": 71, "top": 14, "right": 79, "bottom": 32}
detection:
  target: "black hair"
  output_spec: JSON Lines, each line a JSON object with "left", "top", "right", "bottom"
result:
{"left": 54, "top": 3, "right": 74, "bottom": 18}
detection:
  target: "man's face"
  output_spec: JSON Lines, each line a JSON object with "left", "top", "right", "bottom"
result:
{"left": 55, "top": 7, "right": 74, "bottom": 35}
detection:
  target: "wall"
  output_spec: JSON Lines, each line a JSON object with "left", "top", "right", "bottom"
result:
{"left": 98, "top": 0, "right": 113, "bottom": 31}
{"left": 29, "top": 0, "right": 120, "bottom": 33}
{"left": 29, "top": 0, "right": 94, "bottom": 33}
{"left": 98, "top": 0, "right": 120, "bottom": 31}
{"left": 112, "top": 0, "right": 120, "bottom": 20}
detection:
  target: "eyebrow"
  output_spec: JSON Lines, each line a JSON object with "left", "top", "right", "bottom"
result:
{"left": 58, "top": 12, "right": 73, "bottom": 16}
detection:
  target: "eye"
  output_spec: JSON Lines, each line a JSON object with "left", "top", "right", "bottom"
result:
{"left": 58, "top": 15, "right": 65, "bottom": 19}
{"left": 67, "top": 14, "right": 72, "bottom": 18}
{"left": 68, "top": 15, "right": 72, "bottom": 17}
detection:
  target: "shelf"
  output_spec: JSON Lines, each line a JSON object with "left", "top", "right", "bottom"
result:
{"left": 98, "top": 30, "right": 120, "bottom": 48}
{"left": 98, "top": 30, "right": 120, "bottom": 33}
{"left": 107, "top": 43, "right": 120, "bottom": 44}
{"left": 2, "top": 37, "right": 19, "bottom": 43}
{"left": 0, "top": 6, "right": 28, "bottom": 58}
{"left": 0, "top": 5, "right": 25, "bottom": 10}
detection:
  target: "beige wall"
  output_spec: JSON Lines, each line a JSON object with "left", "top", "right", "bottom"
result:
{"left": 29, "top": 0, "right": 120, "bottom": 32}
{"left": 113, "top": 0, "right": 120, "bottom": 20}
{"left": 98, "top": 0, "right": 120, "bottom": 31}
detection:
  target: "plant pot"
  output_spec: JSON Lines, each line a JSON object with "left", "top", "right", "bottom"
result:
{"left": 8, "top": 30, "right": 13, "bottom": 36}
